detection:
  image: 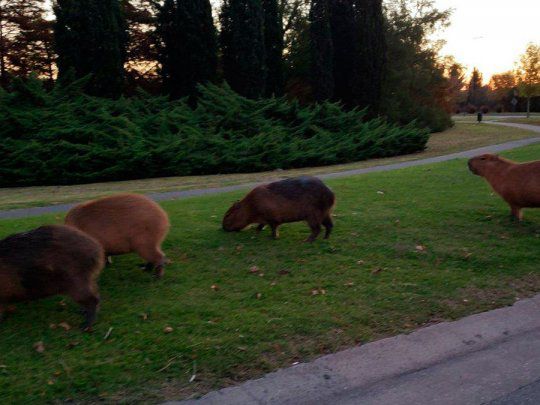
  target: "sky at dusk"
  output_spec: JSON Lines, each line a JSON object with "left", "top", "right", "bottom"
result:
{"left": 432, "top": 0, "right": 540, "bottom": 82}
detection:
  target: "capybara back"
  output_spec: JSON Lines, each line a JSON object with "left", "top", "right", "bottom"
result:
{"left": 65, "top": 193, "right": 170, "bottom": 277}
{"left": 468, "top": 154, "right": 540, "bottom": 220}
{"left": 0, "top": 225, "right": 104, "bottom": 329}
{"left": 223, "top": 176, "right": 335, "bottom": 241}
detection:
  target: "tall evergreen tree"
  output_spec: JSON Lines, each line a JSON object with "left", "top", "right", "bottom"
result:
{"left": 262, "top": 0, "right": 284, "bottom": 96}
{"left": 220, "top": 0, "right": 266, "bottom": 99}
{"left": 329, "top": 0, "right": 358, "bottom": 106}
{"left": 354, "top": 0, "right": 385, "bottom": 113}
{"left": 467, "top": 67, "right": 486, "bottom": 107}
{"left": 54, "top": 0, "right": 128, "bottom": 98}
{"left": 157, "top": 0, "right": 217, "bottom": 100}
{"left": 309, "top": 0, "right": 333, "bottom": 102}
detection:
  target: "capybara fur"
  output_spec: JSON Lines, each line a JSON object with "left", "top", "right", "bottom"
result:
{"left": 0, "top": 225, "right": 104, "bottom": 330}
{"left": 468, "top": 154, "right": 540, "bottom": 221}
{"left": 65, "top": 193, "right": 170, "bottom": 277}
{"left": 222, "top": 176, "right": 335, "bottom": 242}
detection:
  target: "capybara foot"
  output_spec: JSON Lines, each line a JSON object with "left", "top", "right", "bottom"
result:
{"left": 154, "top": 265, "right": 164, "bottom": 279}
{"left": 140, "top": 262, "right": 154, "bottom": 272}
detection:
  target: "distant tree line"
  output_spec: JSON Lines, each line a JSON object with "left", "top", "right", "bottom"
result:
{"left": 0, "top": 0, "right": 461, "bottom": 130}
{"left": 446, "top": 43, "right": 540, "bottom": 115}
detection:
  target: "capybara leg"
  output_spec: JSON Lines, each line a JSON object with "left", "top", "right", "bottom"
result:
{"left": 510, "top": 206, "right": 523, "bottom": 221}
{"left": 305, "top": 222, "right": 321, "bottom": 243}
{"left": 256, "top": 224, "right": 265, "bottom": 233}
{"left": 270, "top": 224, "right": 280, "bottom": 239}
{"left": 71, "top": 291, "right": 100, "bottom": 331}
{"left": 137, "top": 245, "right": 166, "bottom": 278}
{"left": 322, "top": 215, "right": 333, "bottom": 239}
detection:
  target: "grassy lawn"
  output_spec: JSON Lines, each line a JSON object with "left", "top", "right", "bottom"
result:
{"left": 1, "top": 143, "right": 540, "bottom": 403}
{"left": 1, "top": 122, "right": 538, "bottom": 211}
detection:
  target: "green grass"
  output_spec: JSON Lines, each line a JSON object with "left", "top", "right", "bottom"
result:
{"left": 1, "top": 144, "right": 540, "bottom": 403}
{"left": 1, "top": 122, "right": 538, "bottom": 211}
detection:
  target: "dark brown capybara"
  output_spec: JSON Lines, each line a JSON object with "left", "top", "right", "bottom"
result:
{"left": 65, "top": 193, "right": 170, "bottom": 277}
{"left": 468, "top": 153, "right": 540, "bottom": 221}
{"left": 222, "top": 176, "right": 335, "bottom": 242}
{"left": 0, "top": 225, "right": 104, "bottom": 330}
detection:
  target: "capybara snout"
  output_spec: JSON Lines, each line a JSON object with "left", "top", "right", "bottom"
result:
{"left": 222, "top": 176, "right": 335, "bottom": 242}
{"left": 467, "top": 154, "right": 500, "bottom": 176}
{"left": 0, "top": 225, "right": 104, "bottom": 330}
{"left": 468, "top": 154, "right": 540, "bottom": 221}
{"left": 65, "top": 193, "right": 170, "bottom": 278}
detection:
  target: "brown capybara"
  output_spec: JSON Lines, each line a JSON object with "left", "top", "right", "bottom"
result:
{"left": 468, "top": 153, "right": 540, "bottom": 221}
{"left": 0, "top": 225, "right": 104, "bottom": 330}
{"left": 222, "top": 176, "right": 335, "bottom": 242}
{"left": 65, "top": 193, "right": 170, "bottom": 277}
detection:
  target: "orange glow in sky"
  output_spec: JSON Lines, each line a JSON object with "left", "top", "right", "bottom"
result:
{"left": 432, "top": 0, "right": 540, "bottom": 82}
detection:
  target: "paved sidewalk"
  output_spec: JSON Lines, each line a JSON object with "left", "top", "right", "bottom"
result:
{"left": 2, "top": 124, "right": 540, "bottom": 220}
{"left": 169, "top": 294, "right": 540, "bottom": 405}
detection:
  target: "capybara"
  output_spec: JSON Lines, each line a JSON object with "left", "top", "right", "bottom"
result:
{"left": 0, "top": 225, "right": 104, "bottom": 330}
{"left": 65, "top": 194, "right": 170, "bottom": 277}
{"left": 222, "top": 176, "right": 335, "bottom": 242}
{"left": 468, "top": 153, "right": 540, "bottom": 221}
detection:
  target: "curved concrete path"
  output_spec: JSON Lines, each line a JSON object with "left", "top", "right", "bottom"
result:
{"left": 170, "top": 294, "right": 540, "bottom": 405}
{"left": 1, "top": 122, "right": 539, "bottom": 220}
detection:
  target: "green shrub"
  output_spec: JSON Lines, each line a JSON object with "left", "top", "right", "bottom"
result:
{"left": 0, "top": 77, "right": 430, "bottom": 187}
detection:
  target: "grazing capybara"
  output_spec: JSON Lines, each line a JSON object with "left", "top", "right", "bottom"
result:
{"left": 65, "top": 193, "right": 170, "bottom": 277}
{"left": 0, "top": 225, "right": 104, "bottom": 330}
{"left": 222, "top": 176, "right": 335, "bottom": 242}
{"left": 468, "top": 153, "right": 540, "bottom": 221}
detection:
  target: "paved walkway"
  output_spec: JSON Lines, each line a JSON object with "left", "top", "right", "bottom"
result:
{"left": 1, "top": 121, "right": 539, "bottom": 220}
{"left": 168, "top": 294, "right": 540, "bottom": 405}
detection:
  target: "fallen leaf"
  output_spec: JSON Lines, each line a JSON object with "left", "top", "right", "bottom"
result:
{"left": 278, "top": 269, "right": 291, "bottom": 275}
{"left": 249, "top": 266, "right": 260, "bottom": 274}
{"left": 66, "top": 341, "right": 79, "bottom": 349}
{"left": 343, "top": 281, "right": 355, "bottom": 286}
{"left": 163, "top": 326, "right": 174, "bottom": 333}
{"left": 311, "top": 289, "right": 319, "bottom": 296}
{"left": 33, "top": 341, "right": 45, "bottom": 353}
{"left": 270, "top": 281, "right": 277, "bottom": 286}
{"left": 356, "top": 260, "right": 365, "bottom": 265}
{"left": 139, "top": 313, "right": 148, "bottom": 321}
{"left": 211, "top": 284, "right": 219, "bottom": 291}
{"left": 255, "top": 293, "right": 262, "bottom": 299}
{"left": 49, "top": 323, "right": 57, "bottom": 330}
{"left": 415, "top": 245, "right": 427, "bottom": 252}
{"left": 377, "top": 190, "right": 385, "bottom": 195}
{"left": 58, "top": 322, "right": 71, "bottom": 331}
{"left": 54, "top": 371, "right": 62, "bottom": 377}
{"left": 371, "top": 267, "right": 383, "bottom": 275}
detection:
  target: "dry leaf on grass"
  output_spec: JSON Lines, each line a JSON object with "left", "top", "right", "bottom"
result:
{"left": 33, "top": 341, "right": 45, "bottom": 353}
{"left": 163, "top": 326, "right": 174, "bottom": 334}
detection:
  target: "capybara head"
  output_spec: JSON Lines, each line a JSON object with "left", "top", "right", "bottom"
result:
{"left": 222, "top": 200, "right": 251, "bottom": 232}
{"left": 468, "top": 154, "right": 507, "bottom": 176}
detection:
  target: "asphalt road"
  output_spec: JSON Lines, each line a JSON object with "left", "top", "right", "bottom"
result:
{"left": 2, "top": 121, "right": 540, "bottom": 220}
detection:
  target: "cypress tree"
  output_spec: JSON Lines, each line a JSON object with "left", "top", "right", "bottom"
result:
{"left": 354, "top": 0, "right": 385, "bottom": 113}
{"left": 220, "top": 0, "right": 266, "bottom": 99}
{"left": 54, "top": 0, "right": 127, "bottom": 98}
{"left": 262, "top": 0, "right": 284, "bottom": 97}
{"left": 157, "top": 0, "right": 217, "bottom": 100}
{"left": 309, "top": 0, "right": 334, "bottom": 102}
{"left": 329, "top": 0, "right": 358, "bottom": 107}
